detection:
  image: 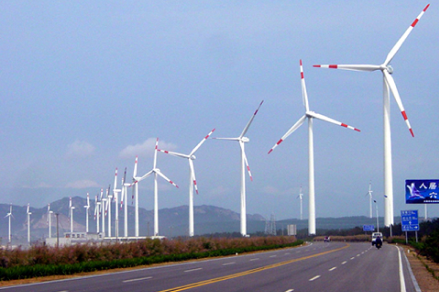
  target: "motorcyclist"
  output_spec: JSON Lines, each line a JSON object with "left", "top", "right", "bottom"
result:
{"left": 375, "top": 235, "right": 382, "bottom": 248}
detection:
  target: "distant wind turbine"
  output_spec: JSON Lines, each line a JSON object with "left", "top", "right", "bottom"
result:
{"left": 94, "top": 194, "right": 100, "bottom": 233}
{"left": 69, "top": 197, "right": 75, "bottom": 233}
{"left": 27, "top": 203, "right": 32, "bottom": 244}
{"left": 313, "top": 4, "right": 429, "bottom": 227}
{"left": 366, "top": 182, "right": 373, "bottom": 219}
{"left": 214, "top": 100, "right": 263, "bottom": 237}
{"left": 297, "top": 187, "right": 304, "bottom": 220}
{"left": 268, "top": 60, "right": 360, "bottom": 235}
{"left": 134, "top": 138, "right": 179, "bottom": 237}
{"left": 113, "top": 168, "right": 122, "bottom": 238}
{"left": 47, "top": 204, "right": 53, "bottom": 238}
{"left": 84, "top": 193, "right": 90, "bottom": 233}
{"left": 157, "top": 128, "right": 215, "bottom": 237}
{"left": 5, "top": 204, "right": 13, "bottom": 244}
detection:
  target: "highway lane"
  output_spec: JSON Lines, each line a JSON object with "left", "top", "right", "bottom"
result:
{"left": 0, "top": 242, "right": 419, "bottom": 292}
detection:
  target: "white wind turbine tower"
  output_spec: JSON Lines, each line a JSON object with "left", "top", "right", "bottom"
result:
{"left": 366, "top": 182, "right": 373, "bottom": 218}
{"left": 214, "top": 101, "right": 264, "bottom": 237}
{"left": 268, "top": 60, "right": 360, "bottom": 235}
{"left": 69, "top": 197, "right": 75, "bottom": 233}
{"left": 84, "top": 193, "right": 90, "bottom": 233}
{"left": 5, "top": 204, "right": 13, "bottom": 244}
{"left": 47, "top": 204, "right": 53, "bottom": 238}
{"left": 94, "top": 194, "right": 100, "bottom": 233}
{"left": 120, "top": 167, "right": 131, "bottom": 238}
{"left": 106, "top": 184, "right": 113, "bottom": 238}
{"left": 131, "top": 156, "right": 142, "bottom": 237}
{"left": 135, "top": 138, "right": 179, "bottom": 237}
{"left": 26, "top": 203, "right": 32, "bottom": 244}
{"left": 158, "top": 128, "right": 216, "bottom": 237}
{"left": 113, "top": 168, "right": 122, "bottom": 239}
{"left": 297, "top": 187, "right": 304, "bottom": 220}
{"left": 313, "top": 4, "right": 429, "bottom": 227}
{"left": 100, "top": 188, "right": 107, "bottom": 237}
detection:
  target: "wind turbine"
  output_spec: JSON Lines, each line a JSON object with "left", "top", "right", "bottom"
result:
{"left": 5, "top": 204, "right": 13, "bottom": 244}
{"left": 120, "top": 167, "right": 131, "bottom": 238}
{"left": 100, "top": 188, "right": 107, "bottom": 237}
{"left": 26, "top": 203, "right": 32, "bottom": 244}
{"left": 69, "top": 197, "right": 75, "bottom": 234}
{"left": 47, "top": 204, "right": 53, "bottom": 238}
{"left": 313, "top": 4, "right": 429, "bottom": 227}
{"left": 106, "top": 184, "right": 113, "bottom": 238}
{"left": 135, "top": 138, "right": 179, "bottom": 237}
{"left": 94, "top": 194, "right": 100, "bottom": 233}
{"left": 366, "top": 182, "right": 373, "bottom": 219}
{"left": 131, "top": 156, "right": 142, "bottom": 237}
{"left": 157, "top": 128, "right": 216, "bottom": 237}
{"left": 84, "top": 193, "right": 90, "bottom": 233}
{"left": 268, "top": 60, "right": 360, "bottom": 235}
{"left": 214, "top": 100, "right": 263, "bottom": 237}
{"left": 113, "top": 168, "right": 122, "bottom": 239}
{"left": 297, "top": 187, "right": 304, "bottom": 220}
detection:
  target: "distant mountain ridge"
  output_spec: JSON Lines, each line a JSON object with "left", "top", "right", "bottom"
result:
{"left": 0, "top": 197, "right": 401, "bottom": 245}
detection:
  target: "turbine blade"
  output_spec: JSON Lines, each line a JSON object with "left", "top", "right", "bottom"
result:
{"left": 156, "top": 170, "right": 179, "bottom": 188}
{"left": 384, "top": 4, "right": 430, "bottom": 66}
{"left": 138, "top": 170, "right": 154, "bottom": 182}
{"left": 189, "top": 159, "right": 198, "bottom": 194}
{"left": 383, "top": 70, "right": 414, "bottom": 137}
{"left": 113, "top": 168, "right": 118, "bottom": 190}
{"left": 268, "top": 115, "right": 307, "bottom": 154}
{"left": 308, "top": 111, "right": 361, "bottom": 132}
{"left": 133, "top": 156, "right": 138, "bottom": 178}
{"left": 153, "top": 138, "right": 159, "bottom": 169}
{"left": 240, "top": 100, "right": 264, "bottom": 138}
{"left": 190, "top": 128, "right": 216, "bottom": 155}
{"left": 300, "top": 60, "right": 310, "bottom": 112}
{"left": 241, "top": 146, "right": 253, "bottom": 181}
{"left": 313, "top": 64, "right": 381, "bottom": 72}
{"left": 157, "top": 149, "right": 189, "bottom": 159}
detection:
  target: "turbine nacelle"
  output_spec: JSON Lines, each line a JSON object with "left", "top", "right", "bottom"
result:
{"left": 189, "top": 154, "right": 196, "bottom": 160}
{"left": 241, "top": 137, "right": 250, "bottom": 143}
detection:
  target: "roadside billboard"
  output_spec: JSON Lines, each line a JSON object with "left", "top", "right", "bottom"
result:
{"left": 406, "top": 179, "right": 439, "bottom": 204}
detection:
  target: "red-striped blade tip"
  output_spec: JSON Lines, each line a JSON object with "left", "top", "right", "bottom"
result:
{"left": 313, "top": 65, "right": 321, "bottom": 67}
{"left": 410, "top": 129, "right": 414, "bottom": 137}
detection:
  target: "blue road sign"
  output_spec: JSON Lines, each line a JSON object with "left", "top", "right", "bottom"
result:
{"left": 363, "top": 225, "right": 375, "bottom": 232}
{"left": 401, "top": 210, "right": 419, "bottom": 231}
{"left": 406, "top": 179, "right": 439, "bottom": 204}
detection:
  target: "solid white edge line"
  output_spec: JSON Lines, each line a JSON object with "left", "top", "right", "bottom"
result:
{"left": 396, "top": 246, "right": 407, "bottom": 292}
{"left": 402, "top": 248, "right": 421, "bottom": 292}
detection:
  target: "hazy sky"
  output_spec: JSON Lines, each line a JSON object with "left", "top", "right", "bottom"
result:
{"left": 1, "top": 1, "right": 438, "bottom": 221}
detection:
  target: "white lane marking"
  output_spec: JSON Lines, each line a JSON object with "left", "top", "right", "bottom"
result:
{"left": 341, "top": 261, "right": 347, "bottom": 265}
{"left": 309, "top": 275, "right": 321, "bottom": 281}
{"left": 270, "top": 255, "right": 277, "bottom": 258}
{"left": 329, "top": 267, "right": 337, "bottom": 271}
{"left": 285, "top": 289, "right": 294, "bottom": 292}
{"left": 350, "top": 257, "right": 355, "bottom": 260}
{"left": 357, "top": 254, "right": 361, "bottom": 257}
{"left": 250, "top": 258, "right": 259, "bottom": 261}
{"left": 184, "top": 268, "right": 202, "bottom": 273}
{"left": 222, "top": 262, "right": 235, "bottom": 266}
{"left": 284, "top": 252, "right": 290, "bottom": 255}
{"left": 122, "top": 276, "right": 152, "bottom": 283}
{"left": 397, "top": 246, "right": 407, "bottom": 292}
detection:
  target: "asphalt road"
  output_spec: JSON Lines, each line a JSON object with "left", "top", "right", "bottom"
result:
{"left": 0, "top": 242, "right": 419, "bottom": 292}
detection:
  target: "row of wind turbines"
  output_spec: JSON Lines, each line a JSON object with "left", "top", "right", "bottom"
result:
{"left": 13, "top": 4, "right": 430, "bottom": 242}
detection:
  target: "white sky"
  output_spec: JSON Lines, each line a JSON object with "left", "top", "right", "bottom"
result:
{"left": 1, "top": 1, "right": 438, "bottom": 221}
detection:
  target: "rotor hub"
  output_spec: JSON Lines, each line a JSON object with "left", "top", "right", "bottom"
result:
{"left": 386, "top": 65, "right": 394, "bottom": 74}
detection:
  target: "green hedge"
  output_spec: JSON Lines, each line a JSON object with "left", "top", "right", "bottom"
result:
{"left": 0, "top": 240, "right": 303, "bottom": 281}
